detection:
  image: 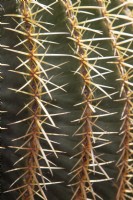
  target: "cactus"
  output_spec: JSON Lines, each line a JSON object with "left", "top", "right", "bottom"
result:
{"left": 0, "top": 0, "right": 133, "bottom": 200}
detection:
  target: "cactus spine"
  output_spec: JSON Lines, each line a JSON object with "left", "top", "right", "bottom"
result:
{"left": 0, "top": 0, "right": 132, "bottom": 200}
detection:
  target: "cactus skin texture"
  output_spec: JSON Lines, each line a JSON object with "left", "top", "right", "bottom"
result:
{"left": 0, "top": 0, "right": 133, "bottom": 200}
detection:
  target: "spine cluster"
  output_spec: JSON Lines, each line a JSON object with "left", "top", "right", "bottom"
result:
{"left": 61, "top": 0, "right": 115, "bottom": 199}
{"left": 96, "top": 0, "right": 133, "bottom": 199}
{"left": 1, "top": 0, "right": 133, "bottom": 199}
{"left": 4, "top": 0, "right": 65, "bottom": 199}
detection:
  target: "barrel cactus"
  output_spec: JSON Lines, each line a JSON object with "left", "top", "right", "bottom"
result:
{"left": 0, "top": 0, "right": 133, "bottom": 199}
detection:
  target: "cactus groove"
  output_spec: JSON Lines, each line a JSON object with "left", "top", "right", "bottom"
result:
{"left": 0, "top": 0, "right": 133, "bottom": 200}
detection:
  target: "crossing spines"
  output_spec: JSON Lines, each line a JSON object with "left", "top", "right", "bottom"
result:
{"left": 4, "top": 1, "right": 67, "bottom": 199}
{"left": 60, "top": 0, "right": 117, "bottom": 199}
{"left": 96, "top": 0, "right": 133, "bottom": 199}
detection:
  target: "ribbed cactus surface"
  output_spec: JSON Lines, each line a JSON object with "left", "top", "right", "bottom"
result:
{"left": 0, "top": 0, "right": 133, "bottom": 200}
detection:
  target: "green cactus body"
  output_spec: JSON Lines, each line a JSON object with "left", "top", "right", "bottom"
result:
{"left": 0, "top": 0, "right": 132, "bottom": 200}
{"left": 95, "top": 1, "right": 133, "bottom": 199}
{"left": 60, "top": 1, "right": 116, "bottom": 199}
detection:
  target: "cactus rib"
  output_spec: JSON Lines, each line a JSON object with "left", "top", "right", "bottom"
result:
{"left": 60, "top": 0, "right": 117, "bottom": 199}
{"left": 96, "top": 0, "right": 133, "bottom": 199}
{"left": 4, "top": 0, "right": 67, "bottom": 199}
